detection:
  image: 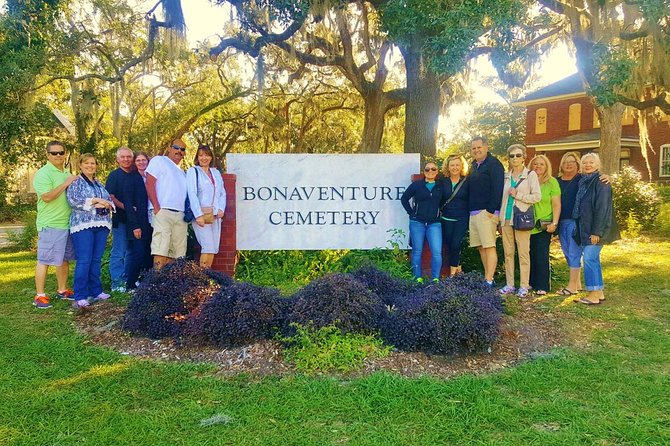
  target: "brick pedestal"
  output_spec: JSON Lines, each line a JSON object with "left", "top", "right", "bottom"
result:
{"left": 211, "top": 174, "right": 238, "bottom": 276}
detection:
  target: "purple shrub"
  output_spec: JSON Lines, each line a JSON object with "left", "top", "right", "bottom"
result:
{"left": 286, "top": 273, "right": 386, "bottom": 335}
{"left": 383, "top": 272, "right": 503, "bottom": 354}
{"left": 350, "top": 265, "right": 413, "bottom": 307}
{"left": 122, "top": 259, "right": 226, "bottom": 339}
{"left": 185, "top": 282, "right": 284, "bottom": 347}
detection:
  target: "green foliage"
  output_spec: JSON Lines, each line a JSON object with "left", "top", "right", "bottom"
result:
{"left": 0, "top": 203, "right": 33, "bottom": 223}
{"left": 467, "top": 101, "right": 526, "bottom": 156}
{"left": 655, "top": 185, "right": 670, "bottom": 204}
{"left": 6, "top": 211, "right": 37, "bottom": 251}
{"left": 587, "top": 43, "right": 636, "bottom": 107}
{"left": 280, "top": 323, "right": 391, "bottom": 374}
{"left": 653, "top": 203, "right": 670, "bottom": 237}
{"left": 612, "top": 166, "right": 662, "bottom": 230}
{"left": 621, "top": 211, "right": 643, "bottom": 239}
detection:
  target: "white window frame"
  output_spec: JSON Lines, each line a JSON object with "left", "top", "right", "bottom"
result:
{"left": 660, "top": 144, "right": 670, "bottom": 178}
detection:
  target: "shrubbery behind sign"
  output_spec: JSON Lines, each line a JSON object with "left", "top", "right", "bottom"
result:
{"left": 227, "top": 154, "right": 420, "bottom": 250}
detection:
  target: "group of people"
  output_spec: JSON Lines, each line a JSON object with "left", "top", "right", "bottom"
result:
{"left": 401, "top": 136, "right": 618, "bottom": 305}
{"left": 32, "top": 139, "right": 227, "bottom": 309}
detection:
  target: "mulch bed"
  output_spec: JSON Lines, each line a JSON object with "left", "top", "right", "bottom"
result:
{"left": 74, "top": 299, "right": 566, "bottom": 379}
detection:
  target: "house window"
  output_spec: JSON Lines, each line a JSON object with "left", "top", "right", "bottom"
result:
{"left": 568, "top": 104, "right": 581, "bottom": 131}
{"left": 593, "top": 110, "right": 600, "bottom": 128}
{"left": 535, "top": 108, "right": 547, "bottom": 134}
{"left": 620, "top": 149, "right": 631, "bottom": 170}
{"left": 661, "top": 144, "right": 670, "bottom": 177}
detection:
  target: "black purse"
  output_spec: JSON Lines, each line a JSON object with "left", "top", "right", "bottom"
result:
{"left": 510, "top": 176, "right": 535, "bottom": 231}
{"left": 183, "top": 168, "right": 199, "bottom": 223}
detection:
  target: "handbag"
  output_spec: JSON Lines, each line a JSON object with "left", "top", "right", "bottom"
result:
{"left": 513, "top": 205, "right": 535, "bottom": 230}
{"left": 535, "top": 219, "right": 552, "bottom": 231}
{"left": 510, "top": 176, "right": 534, "bottom": 230}
{"left": 201, "top": 206, "right": 215, "bottom": 224}
{"left": 183, "top": 168, "right": 199, "bottom": 223}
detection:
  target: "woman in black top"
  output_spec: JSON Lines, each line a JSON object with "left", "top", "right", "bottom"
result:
{"left": 440, "top": 155, "right": 469, "bottom": 276}
{"left": 401, "top": 161, "right": 445, "bottom": 283}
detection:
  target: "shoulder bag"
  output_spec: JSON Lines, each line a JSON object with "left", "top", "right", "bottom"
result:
{"left": 511, "top": 176, "right": 535, "bottom": 231}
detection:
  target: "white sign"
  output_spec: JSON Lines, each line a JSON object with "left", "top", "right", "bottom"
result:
{"left": 227, "top": 154, "right": 420, "bottom": 250}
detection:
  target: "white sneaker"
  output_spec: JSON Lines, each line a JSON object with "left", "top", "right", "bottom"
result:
{"left": 73, "top": 299, "right": 90, "bottom": 308}
{"left": 112, "top": 286, "right": 126, "bottom": 293}
{"left": 499, "top": 285, "right": 516, "bottom": 295}
{"left": 96, "top": 292, "right": 111, "bottom": 300}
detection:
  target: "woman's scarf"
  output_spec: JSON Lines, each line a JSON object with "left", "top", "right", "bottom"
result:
{"left": 572, "top": 171, "right": 599, "bottom": 219}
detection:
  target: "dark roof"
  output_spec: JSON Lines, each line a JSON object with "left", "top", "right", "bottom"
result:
{"left": 530, "top": 129, "right": 640, "bottom": 147}
{"left": 516, "top": 73, "right": 585, "bottom": 103}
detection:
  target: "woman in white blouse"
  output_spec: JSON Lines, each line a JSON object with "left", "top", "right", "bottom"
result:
{"left": 186, "top": 145, "right": 226, "bottom": 268}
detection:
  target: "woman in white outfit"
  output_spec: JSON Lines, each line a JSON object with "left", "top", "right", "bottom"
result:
{"left": 186, "top": 145, "right": 226, "bottom": 268}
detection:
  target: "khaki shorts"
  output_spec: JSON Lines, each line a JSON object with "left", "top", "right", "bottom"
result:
{"left": 151, "top": 209, "right": 188, "bottom": 258}
{"left": 37, "top": 228, "right": 76, "bottom": 265}
{"left": 469, "top": 210, "right": 499, "bottom": 248}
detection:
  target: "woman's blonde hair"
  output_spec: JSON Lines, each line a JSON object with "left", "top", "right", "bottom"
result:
{"left": 529, "top": 154, "right": 553, "bottom": 184}
{"left": 78, "top": 153, "right": 96, "bottom": 167}
{"left": 559, "top": 151, "right": 581, "bottom": 175}
{"left": 442, "top": 154, "right": 468, "bottom": 177}
{"left": 581, "top": 152, "right": 601, "bottom": 169}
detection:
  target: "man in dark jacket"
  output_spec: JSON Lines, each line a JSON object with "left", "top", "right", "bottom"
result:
{"left": 467, "top": 136, "right": 505, "bottom": 287}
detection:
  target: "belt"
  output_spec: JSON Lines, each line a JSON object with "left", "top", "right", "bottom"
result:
{"left": 163, "top": 208, "right": 182, "bottom": 212}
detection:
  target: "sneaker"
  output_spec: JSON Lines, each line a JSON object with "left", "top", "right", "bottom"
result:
{"left": 33, "top": 295, "right": 52, "bottom": 309}
{"left": 415, "top": 277, "right": 424, "bottom": 284}
{"left": 499, "top": 285, "right": 516, "bottom": 295}
{"left": 56, "top": 289, "right": 75, "bottom": 300}
{"left": 431, "top": 278, "right": 439, "bottom": 283}
{"left": 516, "top": 287, "right": 529, "bottom": 298}
{"left": 73, "top": 299, "right": 90, "bottom": 309}
{"left": 112, "top": 286, "right": 126, "bottom": 293}
{"left": 95, "top": 292, "right": 111, "bottom": 300}
{"left": 484, "top": 280, "right": 496, "bottom": 289}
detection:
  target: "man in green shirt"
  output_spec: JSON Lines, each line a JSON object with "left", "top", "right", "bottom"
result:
{"left": 32, "top": 141, "right": 78, "bottom": 308}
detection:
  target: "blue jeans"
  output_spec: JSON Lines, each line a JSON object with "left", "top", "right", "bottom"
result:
{"left": 558, "top": 219, "right": 583, "bottom": 268}
{"left": 109, "top": 223, "right": 128, "bottom": 288}
{"left": 409, "top": 220, "right": 442, "bottom": 279}
{"left": 72, "top": 227, "right": 110, "bottom": 301}
{"left": 583, "top": 244, "right": 604, "bottom": 291}
{"left": 441, "top": 217, "right": 468, "bottom": 267}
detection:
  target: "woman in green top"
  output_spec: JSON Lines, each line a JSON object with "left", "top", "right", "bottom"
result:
{"left": 528, "top": 155, "right": 561, "bottom": 295}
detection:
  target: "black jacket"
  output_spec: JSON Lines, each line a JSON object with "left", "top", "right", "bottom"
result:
{"left": 467, "top": 153, "right": 505, "bottom": 214}
{"left": 401, "top": 179, "right": 445, "bottom": 223}
{"left": 122, "top": 172, "right": 150, "bottom": 240}
{"left": 573, "top": 174, "right": 620, "bottom": 245}
{"left": 440, "top": 177, "right": 469, "bottom": 220}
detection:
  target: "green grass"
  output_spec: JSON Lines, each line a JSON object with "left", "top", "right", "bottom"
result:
{"left": 1, "top": 238, "right": 669, "bottom": 445}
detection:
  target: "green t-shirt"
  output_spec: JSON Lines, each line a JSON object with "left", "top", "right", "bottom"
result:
{"left": 531, "top": 177, "right": 561, "bottom": 234}
{"left": 33, "top": 162, "right": 72, "bottom": 231}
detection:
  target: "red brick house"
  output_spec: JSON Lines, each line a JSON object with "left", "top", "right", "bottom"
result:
{"left": 514, "top": 74, "right": 670, "bottom": 182}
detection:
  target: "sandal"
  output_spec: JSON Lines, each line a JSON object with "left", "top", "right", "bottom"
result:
{"left": 534, "top": 290, "right": 547, "bottom": 296}
{"left": 578, "top": 297, "right": 601, "bottom": 305}
{"left": 556, "top": 288, "right": 577, "bottom": 296}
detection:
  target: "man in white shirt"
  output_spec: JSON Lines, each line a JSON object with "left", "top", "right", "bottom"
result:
{"left": 145, "top": 139, "right": 188, "bottom": 270}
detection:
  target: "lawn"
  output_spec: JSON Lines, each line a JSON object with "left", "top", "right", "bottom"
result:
{"left": 1, "top": 238, "right": 669, "bottom": 445}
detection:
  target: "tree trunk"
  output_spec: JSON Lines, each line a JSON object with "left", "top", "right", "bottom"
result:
{"left": 596, "top": 103, "right": 624, "bottom": 174}
{"left": 400, "top": 41, "right": 440, "bottom": 158}
{"left": 360, "top": 89, "right": 387, "bottom": 153}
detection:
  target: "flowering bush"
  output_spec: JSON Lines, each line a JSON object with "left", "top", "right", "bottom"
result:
{"left": 285, "top": 273, "right": 386, "bottom": 335}
{"left": 185, "top": 282, "right": 285, "bottom": 347}
{"left": 382, "top": 272, "right": 503, "bottom": 354}
{"left": 122, "top": 259, "right": 228, "bottom": 339}
{"left": 350, "top": 265, "right": 413, "bottom": 307}
{"left": 612, "top": 166, "right": 661, "bottom": 230}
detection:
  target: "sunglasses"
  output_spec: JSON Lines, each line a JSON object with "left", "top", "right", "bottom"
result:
{"left": 171, "top": 144, "right": 186, "bottom": 152}
{"left": 48, "top": 151, "right": 66, "bottom": 156}
{"left": 424, "top": 167, "right": 438, "bottom": 172}
{"left": 508, "top": 153, "right": 524, "bottom": 158}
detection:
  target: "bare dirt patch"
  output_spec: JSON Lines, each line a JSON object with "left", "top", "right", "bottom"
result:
{"left": 74, "top": 299, "right": 566, "bottom": 379}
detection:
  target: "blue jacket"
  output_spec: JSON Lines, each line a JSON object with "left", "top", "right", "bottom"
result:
{"left": 401, "top": 179, "right": 445, "bottom": 223}
{"left": 467, "top": 153, "right": 505, "bottom": 214}
{"left": 573, "top": 174, "right": 619, "bottom": 245}
{"left": 440, "top": 177, "right": 469, "bottom": 220}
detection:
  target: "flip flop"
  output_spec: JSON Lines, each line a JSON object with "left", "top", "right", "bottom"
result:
{"left": 556, "top": 288, "right": 577, "bottom": 296}
{"left": 534, "top": 290, "right": 547, "bottom": 296}
{"left": 578, "top": 298, "right": 601, "bottom": 305}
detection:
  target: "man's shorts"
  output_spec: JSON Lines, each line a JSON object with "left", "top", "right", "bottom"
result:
{"left": 469, "top": 210, "right": 499, "bottom": 248}
{"left": 151, "top": 208, "right": 187, "bottom": 258}
{"left": 37, "top": 228, "right": 76, "bottom": 265}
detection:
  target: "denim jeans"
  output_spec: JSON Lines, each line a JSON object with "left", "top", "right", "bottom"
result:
{"left": 109, "top": 223, "right": 128, "bottom": 288}
{"left": 558, "top": 219, "right": 583, "bottom": 268}
{"left": 409, "top": 220, "right": 442, "bottom": 279}
{"left": 583, "top": 244, "right": 604, "bottom": 291}
{"left": 125, "top": 235, "right": 150, "bottom": 290}
{"left": 441, "top": 217, "right": 468, "bottom": 267}
{"left": 72, "top": 227, "right": 110, "bottom": 301}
